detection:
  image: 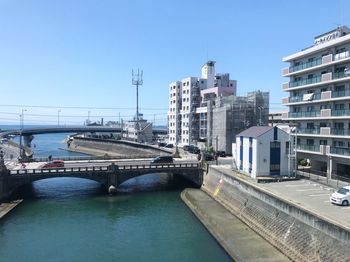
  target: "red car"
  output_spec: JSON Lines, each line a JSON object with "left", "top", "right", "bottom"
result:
{"left": 41, "top": 160, "right": 64, "bottom": 168}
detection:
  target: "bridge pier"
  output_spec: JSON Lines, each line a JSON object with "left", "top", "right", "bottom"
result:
{"left": 0, "top": 152, "right": 10, "bottom": 202}
{"left": 23, "top": 135, "right": 34, "bottom": 148}
{"left": 107, "top": 163, "right": 119, "bottom": 195}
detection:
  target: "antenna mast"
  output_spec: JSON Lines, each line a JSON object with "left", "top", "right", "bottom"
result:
{"left": 132, "top": 69, "right": 143, "bottom": 142}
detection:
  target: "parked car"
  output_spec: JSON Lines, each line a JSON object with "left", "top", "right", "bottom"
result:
{"left": 158, "top": 142, "right": 167, "bottom": 147}
{"left": 164, "top": 143, "right": 174, "bottom": 148}
{"left": 41, "top": 160, "right": 65, "bottom": 168}
{"left": 188, "top": 145, "right": 200, "bottom": 154}
{"left": 203, "top": 153, "right": 214, "bottom": 161}
{"left": 216, "top": 151, "right": 226, "bottom": 157}
{"left": 330, "top": 186, "right": 350, "bottom": 206}
{"left": 150, "top": 156, "right": 174, "bottom": 164}
{"left": 183, "top": 145, "right": 190, "bottom": 151}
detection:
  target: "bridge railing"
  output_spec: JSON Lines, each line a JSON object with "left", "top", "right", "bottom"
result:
{"left": 10, "top": 166, "right": 110, "bottom": 175}
{"left": 28, "top": 155, "right": 156, "bottom": 162}
{"left": 10, "top": 163, "right": 200, "bottom": 175}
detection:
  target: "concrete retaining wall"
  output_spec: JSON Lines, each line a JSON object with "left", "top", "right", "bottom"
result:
{"left": 69, "top": 137, "right": 172, "bottom": 158}
{"left": 202, "top": 166, "right": 350, "bottom": 262}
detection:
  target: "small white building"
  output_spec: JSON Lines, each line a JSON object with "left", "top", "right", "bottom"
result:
{"left": 233, "top": 126, "right": 289, "bottom": 179}
{"left": 123, "top": 114, "right": 153, "bottom": 143}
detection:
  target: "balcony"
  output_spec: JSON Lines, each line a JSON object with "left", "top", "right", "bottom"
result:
{"left": 331, "top": 90, "right": 350, "bottom": 98}
{"left": 297, "top": 128, "right": 320, "bottom": 135}
{"left": 330, "top": 147, "right": 350, "bottom": 157}
{"left": 289, "top": 111, "right": 320, "bottom": 118}
{"left": 331, "top": 109, "right": 350, "bottom": 117}
{"left": 331, "top": 129, "right": 345, "bottom": 136}
{"left": 289, "top": 58, "right": 322, "bottom": 73}
{"left": 289, "top": 75, "right": 321, "bottom": 88}
{"left": 333, "top": 71, "right": 348, "bottom": 80}
{"left": 297, "top": 144, "right": 320, "bottom": 153}
{"left": 283, "top": 52, "right": 350, "bottom": 77}
{"left": 334, "top": 51, "right": 350, "bottom": 61}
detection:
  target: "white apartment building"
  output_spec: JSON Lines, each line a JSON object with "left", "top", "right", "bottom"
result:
{"left": 282, "top": 26, "right": 350, "bottom": 178}
{"left": 123, "top": 114, "right": 153, "bottom": 143}
{"left": 168, "top": 61, "right": 237, "bottom": 146}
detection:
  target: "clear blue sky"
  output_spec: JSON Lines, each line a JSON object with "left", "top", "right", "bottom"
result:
{"left": 0, "top": 0, "right": 349, "bottom": 126}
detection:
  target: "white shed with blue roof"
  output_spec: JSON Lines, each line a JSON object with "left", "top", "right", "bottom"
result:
{"left": 233, "top": 126, "right": 289, "bottom": 179}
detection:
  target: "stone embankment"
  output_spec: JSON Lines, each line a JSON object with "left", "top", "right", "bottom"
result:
{"left": 67, "top": 137, "right": 172, "bottom": 158}
{"left": 192, "top": 166, "right": 350, "bottom": 262}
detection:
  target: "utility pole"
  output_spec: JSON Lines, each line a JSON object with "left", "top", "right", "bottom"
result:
{"left": 132, "top": 69, "right": 143, "bottom": 142}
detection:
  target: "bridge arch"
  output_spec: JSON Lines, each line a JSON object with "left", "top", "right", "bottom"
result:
{"left": 3, "top": 163, "right": 202, "bottom": 200}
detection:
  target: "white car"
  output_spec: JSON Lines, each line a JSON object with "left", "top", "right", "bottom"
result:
{"left": 330, "top": 186, "right": 350, "bottom": 206}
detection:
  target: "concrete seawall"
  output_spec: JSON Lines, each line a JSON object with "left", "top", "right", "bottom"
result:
{"left": 0, "top": 200, "right": 23, "bottom": 219}
{"left": 181, "top": 188, "right": 290, "bottom": 261}
{"left": 200, "top": 166, "right": 350, "bottom": 261}
{"left": 68, "top": 137, "right": 172, "bottom": 158}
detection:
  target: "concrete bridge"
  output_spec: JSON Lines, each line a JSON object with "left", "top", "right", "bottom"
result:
{"left": 0, "top": 160, "right": 202, "bottom": 201}
{"left": 0, "top": 126, "right": 167, "bottom": 147}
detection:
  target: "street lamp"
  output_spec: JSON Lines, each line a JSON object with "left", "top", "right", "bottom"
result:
{"left": 87, "top": 111, "right": 91, "bottom": 125}
{"left": 289, "top": 124, "right": 298, "bottom": 177}
{"left": 57, "top": 109, "right": 61, "bottom": 127}
{"left": 19, "top": 109, "right": 27, "bottom": 159}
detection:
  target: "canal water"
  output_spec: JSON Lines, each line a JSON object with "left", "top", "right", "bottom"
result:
{"left": 0, "top": 132, "right": 231, "bottom": 261}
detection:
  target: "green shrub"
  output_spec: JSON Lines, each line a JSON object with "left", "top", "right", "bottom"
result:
{"left": 299, "top": 159, "right": 308, "bottom": 166}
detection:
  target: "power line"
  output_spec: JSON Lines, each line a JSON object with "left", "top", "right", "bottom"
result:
{"left": 0, "top": 104, "right": 168, "bottom": 111}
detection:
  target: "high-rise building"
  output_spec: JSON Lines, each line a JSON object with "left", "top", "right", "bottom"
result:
{"left": 168, "top": 61, "right": 237, "bottom": 146}
{"left": 282, "top": 26, "right": 350, "bottom": 178}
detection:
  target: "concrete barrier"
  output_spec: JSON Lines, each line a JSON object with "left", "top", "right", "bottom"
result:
{"left": 201, "top": 166, "right": 350, "bottom": 262}
{"left": 69, "top": 137, "right": 172, "bottom": 158}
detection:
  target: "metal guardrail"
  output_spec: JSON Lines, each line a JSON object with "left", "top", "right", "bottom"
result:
{"left": 297, "top": 168, "right": 350, "bottom": 189}
{"left": 10, "top": 163, "right": 200, "bottom": 175}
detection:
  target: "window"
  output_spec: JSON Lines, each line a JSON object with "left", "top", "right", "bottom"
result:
{"left": 335, "top": 104, "right": 345, "bottom": 110}
{"left": 333, "top": 140, "right": 344, "bottom": 147}
{"left": 335, "top": 85, "right": 345, "bottom": 91}
{"left": 320, "top": 104, "right": 331, "bottom": 109}
{"left": 334, "top": 122, "right": 344, "bottom": 129}
{"left": 306, "top": 106, "right": 314, "bottom": 111}
{"left": 320, "top": 140, "right": 328, "bottom": 145}
{"left": 307, "top": 123, "right": 314, "bottom": 129}
{"left": 306, "top": 139, "right": 314, "bottom": 146}
{"left": 336, "top": 47, "right": 346, "bottom": 54}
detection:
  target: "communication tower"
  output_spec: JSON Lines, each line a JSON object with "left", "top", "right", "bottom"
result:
{"left": 132, "top": 69, "right": 143, "bottom": 142}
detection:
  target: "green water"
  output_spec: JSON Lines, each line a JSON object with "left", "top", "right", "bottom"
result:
{"left": 0, "top": 177, "right": 231, "bottom": 262}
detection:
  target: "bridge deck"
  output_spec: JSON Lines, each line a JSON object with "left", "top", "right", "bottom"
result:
{"left": 9, "top": 163, "right": 200, "bottom": 176}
